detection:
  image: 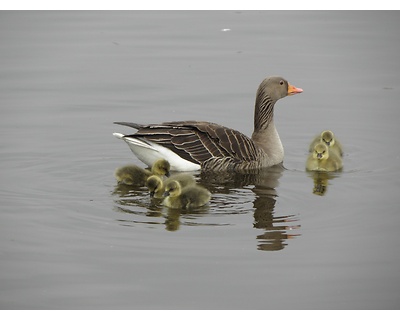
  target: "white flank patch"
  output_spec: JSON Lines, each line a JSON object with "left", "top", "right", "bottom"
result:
{"left": 113, "top": 133, "right": 201, "bottom": 171}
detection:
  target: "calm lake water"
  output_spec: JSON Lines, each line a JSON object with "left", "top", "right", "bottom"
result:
{"left": 1, "top": 11, "right": 399, "bottom": 310}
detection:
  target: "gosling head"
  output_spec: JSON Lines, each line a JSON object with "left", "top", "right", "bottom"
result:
{"left": 152, "top": 159, "right": 171, "bottom": 176}
{"left": 146, "top": 175, "right": 163, "bottom": 198}
{"left": 321, "top": 130, "right": 335, "bottom": 147}
{"left": 163, "top": 180, "right": 182, "bottom": 198}
{"left": 313, "top": 142, "right": 329, "bottom": 160}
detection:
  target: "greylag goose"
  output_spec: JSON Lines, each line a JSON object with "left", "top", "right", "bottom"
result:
{"left": 306, "top": 142, "right": 343, "bottom": 172}
{"left": 309, "top": 130, "right": 343, "bottom": 156}
{"left": 114, "top": 158, "right": 170, "bottom": 186}
{"left": 162, "top": 180, "right": 211, "bottom": 209}
{"left": 113, "top": 76, "right": 303, "bottom": 172}
{"left": 146, "top": 173, "right": 196, "bottom": 198}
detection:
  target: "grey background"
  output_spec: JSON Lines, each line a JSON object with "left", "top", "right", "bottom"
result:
{"left": 0, "top": 11, "right": 399, "bottom": 309}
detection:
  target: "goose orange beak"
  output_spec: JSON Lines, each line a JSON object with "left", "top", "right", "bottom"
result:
{"left": 288, "top": 83, "right": 303, "bottom": 95}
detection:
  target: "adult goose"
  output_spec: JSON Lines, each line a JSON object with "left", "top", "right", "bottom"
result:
{"left": 113, "top": 76, "right": 303, "bottom": 172}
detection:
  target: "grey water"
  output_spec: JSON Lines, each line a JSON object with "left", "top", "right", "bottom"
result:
{"left": 0, "top": 11, "right": 399, "bottom": 309}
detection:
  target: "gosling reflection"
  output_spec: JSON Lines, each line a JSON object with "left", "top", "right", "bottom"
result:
{"left": 112, "top": 180, "right": 211, "bottom": 231}
{"left": 112, "top": 183, "right": 164, "bottom": 217}
{"left": 308, "top": 171, "right": 340, "bottom": 196}
{"left": 164, "top": 209, "right": 181, "bottom": 231}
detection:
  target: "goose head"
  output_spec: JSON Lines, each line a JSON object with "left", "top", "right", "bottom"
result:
{"left": 257, "top": 76, "right": 303, "bottom": 102}
{"left": 253, "top": 76, "right": 302, "bottom": 132}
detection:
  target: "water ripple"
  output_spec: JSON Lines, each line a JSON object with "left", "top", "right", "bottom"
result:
{"left": 111, "top": 165, "right": 301, "bottom": 250}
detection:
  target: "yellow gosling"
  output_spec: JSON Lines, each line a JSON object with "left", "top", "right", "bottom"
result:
{"left": 114, "top": 158, "right": 170, "bottom": 186}
{"left": 306, "top": 142, "right": 343, "bottom": 172}
{"left": 162, "top": 180, "right": 211, "bottom": 209}
{"left": 309, "top": 130, "right": 343, "bottom": 156}
{"left": 146, "top": 173, "right": 196, "bottom": 198}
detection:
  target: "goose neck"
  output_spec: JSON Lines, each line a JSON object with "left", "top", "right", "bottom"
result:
{"left": 254, "top": 96, "right": 275, "bottom": 131}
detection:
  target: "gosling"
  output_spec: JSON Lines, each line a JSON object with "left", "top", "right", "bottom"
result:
{"left": 309, "top": 130, "right": 343, "bottom": 156}
{"left": 146, "top": 173, "right": 196, "bottom": 198}
{"left": 306, "top": 142, "right": 343, "bottom": 172}
{"left": 114, "top": 158, "right": 170, "bottom": 186}
{"left": 162, "top": 180, "right": 211, "bottom": 209}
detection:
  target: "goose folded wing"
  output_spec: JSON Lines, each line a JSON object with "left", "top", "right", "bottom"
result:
{"left": 117, "top": 121, "right": 259, "bottom": 165}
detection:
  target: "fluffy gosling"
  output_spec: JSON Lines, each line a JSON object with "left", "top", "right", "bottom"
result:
{"left": 309, "top": 130, "right": 343, "bottom": 156}
{"left": 162, "top": 180, "right": 211, "bottom": 209}
{"left": 146, "top": 173, "right": 196, "bottom": 198}
{"left": 306, "top": 142, "right": 343, "bottom": 172}
{"left": 114, "top": 158, "right": 170, "bottom": 186}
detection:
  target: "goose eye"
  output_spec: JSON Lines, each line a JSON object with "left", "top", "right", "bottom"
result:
{"left": 279, "top": 80, "right": 284, "bottom": 85}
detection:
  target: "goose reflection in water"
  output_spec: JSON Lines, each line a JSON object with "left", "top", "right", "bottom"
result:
{"left": 249, "top": 165, "right": 301, "bottom": 251}
{"left": 199, "top": 165, "right": 301, "bottom": 251}
{"left": 112, "top": 164, "right": 301, "bottom": 251}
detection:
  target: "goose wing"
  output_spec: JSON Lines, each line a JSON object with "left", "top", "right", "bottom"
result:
{"left": 114, "top": 121, "right": 260, "bottom": 165}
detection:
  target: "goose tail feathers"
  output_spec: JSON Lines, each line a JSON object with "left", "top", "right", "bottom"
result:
{"left": 112, "top": 132, "right": 125, "bottom": 139}
{"left": 113, "top": 122, "right": 142, "bottom": 129}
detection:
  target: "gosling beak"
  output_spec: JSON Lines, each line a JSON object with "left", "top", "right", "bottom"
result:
{"left": 149, "top": 191, "right": 155, "bottom": 198}
{"left": 165, "top": 172, "right": 170, "bottom": 177}
{"left": 317, "top": 153, "right": 323, "bottom": 159}
{"left": 287, "top": 83, "right": 303, "bottom": 95}
{"left": 163, "top": 191, "right": 170, "bottom": 197}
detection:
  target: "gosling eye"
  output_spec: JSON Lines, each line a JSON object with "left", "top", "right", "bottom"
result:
{"left": 279, "top": 80, "right": 284, "bottom": 85}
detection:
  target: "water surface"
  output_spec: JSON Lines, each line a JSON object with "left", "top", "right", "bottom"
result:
{"left": 0, "top": 11, "right": 399, "bottom": 309}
